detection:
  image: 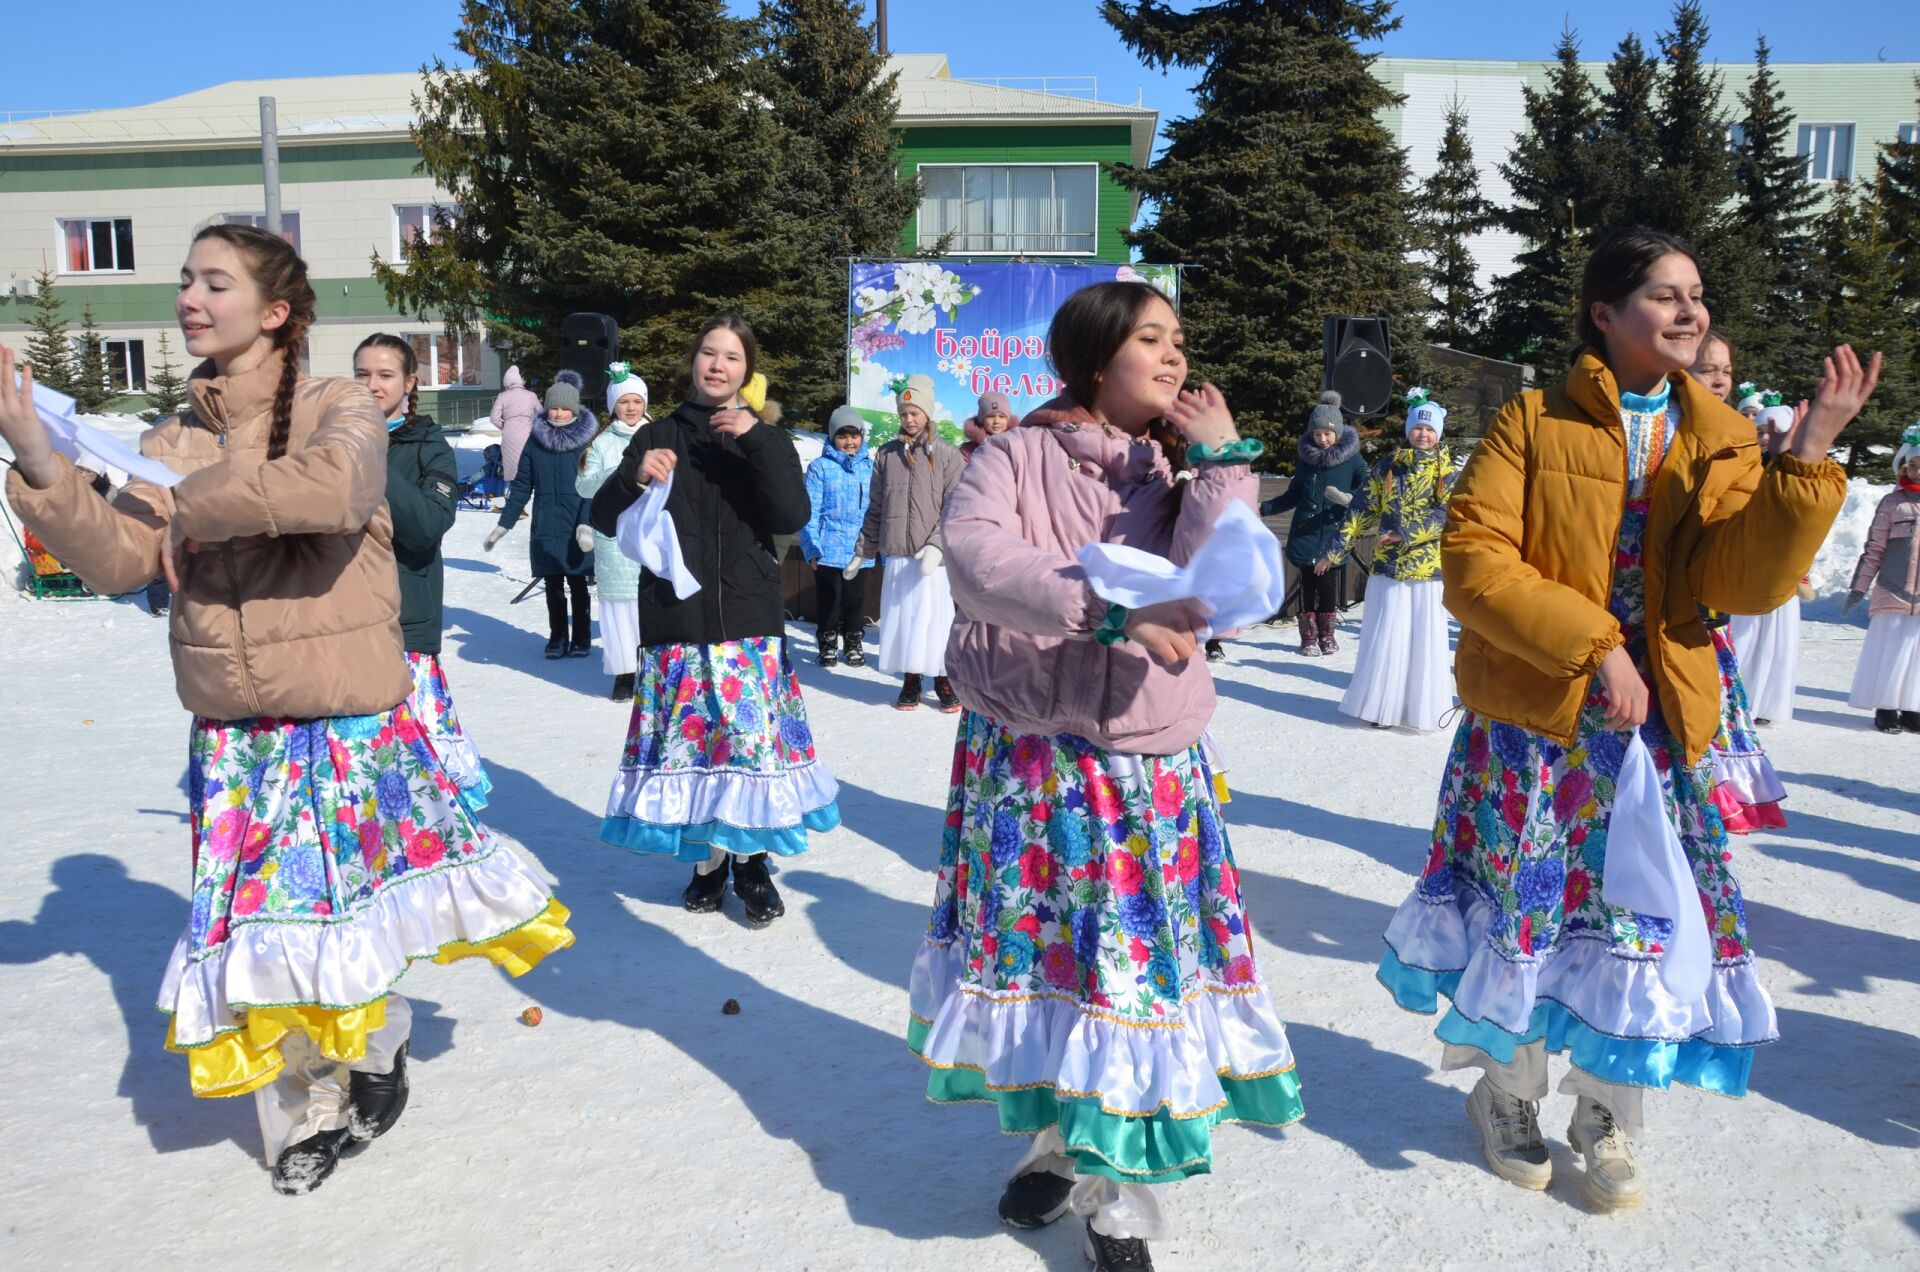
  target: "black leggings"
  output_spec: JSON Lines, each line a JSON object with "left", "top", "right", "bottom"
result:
{"left": 1297, "top": 565, "right": 1339, "bottom": 614}
{"left": 812, "top": 564, "right": 868, "bottom": 639}
{"left": 544, "top": 574, "right": 592, "bottom": 644}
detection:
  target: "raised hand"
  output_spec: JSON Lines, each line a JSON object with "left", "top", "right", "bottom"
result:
{"left": 1163, "top": 383, "right": 1238, "bottom": 450}
{"left": 1791, "top": 345, "right": 1883, "bottom": 463}
{"left": 0, "top": 347, "right": 61, "bottom": 489}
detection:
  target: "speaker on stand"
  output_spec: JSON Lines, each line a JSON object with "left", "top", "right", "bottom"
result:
{"left": 558, "top": 312, "right": 619, "bottom": 406}
{"left": 1321, "top": 316, "right": 1393, "bottom": 418}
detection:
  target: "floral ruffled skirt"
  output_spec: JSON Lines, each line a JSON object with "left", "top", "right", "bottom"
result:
{"left": 1707, "top": 627, "right": 1786, "bottom": 833}
{"left": 407, "top": 651, "right": 493, "bottom": 818}
{"left": 163, "top": 701, "right": 572, "bottom": 1098}
{"left": 909, "top": 711, "right": 1303, "bottom": 1185}
{"left": 600, "top": 637, "right": 840, "bottom": 860}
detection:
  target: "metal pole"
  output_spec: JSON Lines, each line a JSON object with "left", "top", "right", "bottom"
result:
{"left": 875, "top": 0, "right": 888, "bottom": 56}
{"left": 259, "top": 97, "right": 282, "bottom": 235}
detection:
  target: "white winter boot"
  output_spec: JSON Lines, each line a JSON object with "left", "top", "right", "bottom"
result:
{"left": 1465, "top": 1075, "right": 1551, "bottom": 1190}
{"left": 1567, "top": 1095, "right": 1645, "bottom": 1210}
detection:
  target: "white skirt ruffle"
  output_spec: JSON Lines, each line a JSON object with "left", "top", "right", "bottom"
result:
{"left": 603, "top": 760, "right": 840, "bottom": 831}
{"left": 1340, "top": 576, "right": 1455, "bottom": 730}
{"left": 1729, "top": 599, "right": 1800, "bottom": 721}
{"left": 600, "top": 597, "right": 640, "bottom": 676}
{"left": 878, "top": 555, "right": 954, "bottom": 676}
{"left": 1849, "top": 612, "right": 1920, "bottom": 711}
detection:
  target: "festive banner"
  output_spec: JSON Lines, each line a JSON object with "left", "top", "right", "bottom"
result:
{"left": 846, "top": 261, "right": 1178, "bottom": 446}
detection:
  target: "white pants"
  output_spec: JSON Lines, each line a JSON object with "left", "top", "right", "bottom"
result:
{"left": 1009, "top": 1126, "right": 1170, "bottom": 1242}
{"left": 600, "top": 597, "right": 640, "bottom": 675}
{"left": 253, "top": 994, "right": 413, "bottom": 1161}
{"left": 1443, "top": 1039, "right": 1648, "bottom": 1138}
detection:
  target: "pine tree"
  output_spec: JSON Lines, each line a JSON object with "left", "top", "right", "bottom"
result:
{"left": 22, "top": 264, "right": 75, "bottom": 396}
{"left": 1875, "top": 75, "right": 1920, "bottom": 313}
{"left": 1486, "top": 28, "right": 1603, "bottom": 365}
{"left": 377, "top": 1, "right": 790, "bottom": 398}
{"left": 1414, "top": 98, "right": 1496, "bottom": 349}
{"left": 1726, "top": 35, "right": 1823, "bottom": 393}
{"left": 71, "top": 301, "right": 111, "bottom": 413}
{"left": 1591, "top": 32, "right": 1661, "bottom": 229}
{"left": 145, "top": 329, "right": 189, "bottom": 417}
{"left": 1814, "top": 179, "right": 1920, "bottom": 476}
{"left": 1102, "top": 0, "right": 1437, "bottom": 450}
{"left": 755, "top": 0, "right": 920, "bottom": 423}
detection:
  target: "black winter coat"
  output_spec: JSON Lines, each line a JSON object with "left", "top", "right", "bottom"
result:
{"left": 1262, "top": 425, "right": 1367, "bottom": 567}
{"left": 385, "top": 413, "right": 459, "bottom": 654}
{"left": 498, "top": 411, "right": 596, "bottom": 578}
{"left": 588, "top": 400, "right": 809, "bottom": 647}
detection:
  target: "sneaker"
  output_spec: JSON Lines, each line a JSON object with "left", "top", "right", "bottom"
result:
{"left": 346, "top": 1041, "right": 409, "bottom": 1143}
{"left": 565, "top": 640, "right": 590, "bottom": 658}
{"left": 1084, "top": 1220, "right": 1154, "bottom": 1270}
{"left": 1901, "top": 710, "right": 1920, "bottom": 733}
{"left": 683, "top": 858, "right": 729, "bottom": 913}
{"left": 934, "top": 676, "right": 962, "bottom": 713}
{"left": 1567, "top": 1096, "right": 1645, "bottom": 1210}
{"left": 1875, "top": 709, "right": 1904, "bottom": 734}
{"left": 1465, "top": 1076, "right": 1551, "bottom": 1190}
{"left": 543, "top": 636, "right": 565, "bottom": 660}
{"left": 610, "top": 673, "right": 635, "bottom": 702}
{"left": 1754, "top": 717, "right": 1771, "bottom": 727}
{"left": 818, "top": 631, "right": 839, "bottom": 667}
{"left": 270, "top": 1126, "right": 351, "bottom": 1196}
{"left": 730, "top": 853, "right": 786, "bottom": 925}
{"left": 843, "top": 635, "right": 866, "bottom": 668}
{"left": 896, "top": 673, "right": 923, "bottom": 711}
{"left": 997, "top": 1169, "right": 1074, "bottom": 1229}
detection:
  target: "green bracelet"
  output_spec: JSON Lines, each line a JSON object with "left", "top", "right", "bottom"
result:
{"left": 1186, "top": 437, "right": 1265, "bottom": 465}
{"left": 1094, "top": 602, "right": 1131, "bottom": 646}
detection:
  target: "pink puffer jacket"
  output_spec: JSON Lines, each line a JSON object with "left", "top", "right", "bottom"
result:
{"left": 942, "top": 401, "right": 1258, "bottom": 755}
{"left": 1851, "top": 486, "right": 1920, "bottom": 617}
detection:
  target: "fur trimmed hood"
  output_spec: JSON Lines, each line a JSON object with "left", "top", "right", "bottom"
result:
{"left": 532, "top": 408, "right": 598, "bottom": 453}
{"left": 1297, "top": 424, "right": 1361, "bottom": 469}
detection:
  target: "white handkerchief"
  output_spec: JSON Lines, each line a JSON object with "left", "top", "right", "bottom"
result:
{"left": 1601, "top": 731, "right": 1712, "bottom": 1002}
{"left": 15, "top": 373, "right": 182, "bottom": 489}
{"left": 615, "top": 470, "right": 700, "bottom": 599}
{"left": 1076, "top": 500, "right": 1285, "bottom": 639}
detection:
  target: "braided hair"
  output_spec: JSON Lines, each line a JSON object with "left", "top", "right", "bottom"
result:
{"left": 190, "top": 223, "right": 317, "bottom": 459}
{"left": 353, "top": 332, "right": 421, "bottom": 431}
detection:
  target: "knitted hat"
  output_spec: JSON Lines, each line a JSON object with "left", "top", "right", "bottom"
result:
{"left": 503, "top": 365, "right": 525, "bottom": 390}
{"left": 1306, "top": 389, "right": 1343, "bottom": 434}
{"left": 1754, "top": 389, "right": 1794, "bottom": 437}
{"left": 1735, "top": 381, "right": 1763, "bottom": 413}
{"left": 605, "top": 360, "right": 648, "bottom": 413}
{"left": 545, "top": 369, "right": 582, "bottom": 413}
{"left": 828, "top": 405, "right": 866, "bottom": 439}
{"left": 893, "top": 374, "right": 937, "bottom": 421}
{"left": 1894, "top": 421, "right": 1920, "bottom": 473}
{"left": 977, "top": 391, "right": 1012, "bottom": 420}
{"left": 1403, "top": 387, "right": 1446, "bottom": 440}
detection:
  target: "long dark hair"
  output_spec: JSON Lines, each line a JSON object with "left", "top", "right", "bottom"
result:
{"left": 191, "top": 223, "right": 316, "bottom": 459}
{"left": 684, "top": 315, "right": 758, "bottom": 402}
{"left": 353, "top": 332, "right": 419, "bottom": 431}
{"left": 1573, "top": 226, "right": 1702, "bottom": 365}
{"left": 1046, "top": 280, "right": 1187, "bottom": 469}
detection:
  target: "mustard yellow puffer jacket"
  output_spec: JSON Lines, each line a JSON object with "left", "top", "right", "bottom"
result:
{"left": 1444, "top": 351, "right": 1845, "bottom": 762}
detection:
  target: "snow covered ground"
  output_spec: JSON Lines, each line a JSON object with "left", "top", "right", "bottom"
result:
{"left": 1, "top": 509, "right": 1916, "bottom": 1270}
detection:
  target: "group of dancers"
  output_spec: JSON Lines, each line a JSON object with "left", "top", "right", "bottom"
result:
{"left": 0, "top": 219, "right": 1901, "bottom": 1269}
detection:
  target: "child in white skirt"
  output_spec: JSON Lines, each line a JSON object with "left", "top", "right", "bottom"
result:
{"left": 1325, "top": 390, "right": 1457, "bottom": 730}
{"left": 576, "top": 362, "right": 650, "bottom": 701}
{"left": 1847, "top": 424, "right": 1920, "bottom": 733}
{"left": 850, "top": 374, "right": 965, "bottom": 711}
{"left": 1728, "top": 392, "right": 1805, "bottom": 723}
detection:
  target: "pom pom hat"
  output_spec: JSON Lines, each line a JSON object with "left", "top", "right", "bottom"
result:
{"left": 1735, "top": 381, "right": 1764, "bottom": 413}
{"left": 1403, "top": 387, "right": 1447, "bottom": 440}
{"left": 1305, "top": 389, "right": 1344, "bottom": 434}
{"left": 544, "top": 369, "right": 582, "bottom": 413}
{"left": 1754, "top": 389, "right": 1795, "bottom": 438}
{"left": 1894, "top": 420, "right": 1920, "bottom": 474}
{"left": 605, "top": 361, "right": 648, "bottom": 413}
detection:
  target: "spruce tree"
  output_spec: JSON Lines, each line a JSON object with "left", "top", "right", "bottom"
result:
{"left": 1875, "top": 75, "right": 1920, "bottom": 313}
{"left": 379, "top": 1, "right": 790, "bottom": 398}
{"left": 1647, "top": 3, "right": 1748, "bottom": 337}
{"left": 755, "top": 0, "right": 920, "bottom": 423}
{"left": 22, "top": 265, "right": 75, "bottom": 396}
{"left": 1415, "top": 98, "right": 1496, "bottom": 349}
{"left": 1727, "top": 36, "right": 1823, "bottom": 392}
{"left": 1102, "top": 0, "right": 1437, "bottom": 450}
{"left": 145, "top": 329, "right": 189, "bottom": 417}
{"left": 71, "top": 301, "right": 111, "bottom": 414}
{"left": 1814, "top": 179, "right": 1920, "bottom": 476}
{"left": 1592, "top": 33, "right": 1661, "bottom": 229}
{"left": 1486, "top": 28, "right": 1603, "bottom": 365}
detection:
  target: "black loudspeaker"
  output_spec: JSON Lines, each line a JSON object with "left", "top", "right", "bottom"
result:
{"left": 559, "top": 312, "right": 619, "bottom": 406}
{"left": 1322, "top": 316, "right": 1393, "bottom": 417}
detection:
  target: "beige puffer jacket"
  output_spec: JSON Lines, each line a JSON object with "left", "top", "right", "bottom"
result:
{"left": 856, "top": 434, "right": 964, "bottom": 559}
{"left": 5, "top": 354, "right": 411, "bottom": 721}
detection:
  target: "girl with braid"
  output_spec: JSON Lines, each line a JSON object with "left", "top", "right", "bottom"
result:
{"left": 0, "top": 224, "right": 572, "bottom": 1196}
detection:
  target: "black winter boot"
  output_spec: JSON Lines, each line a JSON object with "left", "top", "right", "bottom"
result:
{"left": 818, "top": 631, "right": 839, "bottom": 667}
{"left": 271, "top": 1126, "right": 352, "bottom": 1196}
{"left": 843, "top": 632, "right": 867, "bottom": 667}
{"left": 896, "top": 673, "right": 923, "bottom": 710}
{"left": 1876, "top": 709, "right": 1906, "bottom": 734}
{"left": 997, "top": 1170, "right": 1074, "bottom": 1228}
{"left": 730, "top": 853, "right": 786, "bottom": 925}
{"left": 544, "top": 635, "right": 566, "bottom": 660}
{"left": 1084, "top": 1221, "right": 1155, "bottom": 1269}
{"left": 610, "top": 673, "right": 635, "bottom": 702}
{"left": 1901, "top": 711, "right": 1920, "bottom": 733}
{"left": 934, "top": 676, "right": 962, "bottom": 713}
{"left": 683, "top": 857, "right": 729, "bottom": 913}
{"left": 346, "top": 1041, "right": 409, "bottom": 1143}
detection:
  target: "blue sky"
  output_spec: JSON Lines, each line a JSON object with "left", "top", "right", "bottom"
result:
{"left": 4, "top": 1, "right": 1913, "bottom": 121}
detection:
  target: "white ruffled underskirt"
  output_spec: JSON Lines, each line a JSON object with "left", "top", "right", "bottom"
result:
{"left": 1728, "top": 600, "right": 1800, "bottom": 721}
{"left": 878, "top": 556, "right": 953, "bottom": 676}
{"left": 603, "top": 759, "right": 840, "bottom": 830}
{"left": 1849, "top": 613, "right": 1920, "bottom": 711}
{"left": 159, "top": 842, "right": 558, "bottom": 1049}
{"left": 1383, "top": 889, "right": 1777, "bottom": 1048}
{"left": 1709, "top": 746, "right": 1787, "bottom": 806}
{"left": 600, "top": 598, "right": 640, "bottom": 676}
{"left": 908, "top": 939, "right": 1296, "bottom": 1119}
{"left": 1339, "top": 577, "right": 1455, "bottom": 731}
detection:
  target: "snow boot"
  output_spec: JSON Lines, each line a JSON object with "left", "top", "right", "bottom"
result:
{"left": 1316, "top": 612, "right": 1339, "bottom": 655}
{"left": 843, "top": 632, "right": 867, "bottom": 667}
{"left": 565, "top": 639, "right": 590, "bottom": 659}
{"left": 346, "top": 1041, "right": 409, "bottom": 1143}
{"left": 1465, "top": 1076, "right": 1551, "bottom": 1190}
{"left": 683, "top": 857, "right": 729, "bottom": 913}
{"left": 610, "top": 673, "right": 635, "bottom": 702}
{"left": 543, "top": 635, "right": 566, "bottom": 660}
{"left": 934, "top": 676, "right": 962, "bottom": 713}
{"left": 730, "top": 853, "right": 785, "bottom": 925}
{"left": 1084, "top": 1221, "right": 1154, "bottom": 1270}
{"left": 271, "top": 1126, "right": 352, "bottom": 1196}
{"left": 896, "top": 673, "right": 923, "bottom": 710}
{"left": 818, "top": 631, "right": 839, "bottom": 667}
{"left": 997, "top": 1170, "right": 1074, "bottom": 1229}
{"left": 1901, "top": 711, "right": 1920, "bottom": 733}
{"left": 1874, "top": 709, "right": 1903, "bottom": 734}
{"left": 1567, "top": 1096, "right": 1645, "bottom": 1210}
{"left": 1298, "top": 612, "right": 1321, "bottom": 657}
{"left": 1204, "top": 639, "right": 1225, "bottom": 663}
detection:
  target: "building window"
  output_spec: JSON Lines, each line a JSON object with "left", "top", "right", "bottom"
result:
{"left": 104, "top": 339, "right": 146, "bottom": 393}
{"left": 1900, "top": 123, "right": 1919, "bottom": 145}
{"left": 917, "top": 165, "right": 1098, "bottom": 255}
{"left": 407, "top": 331, "right": 482, "bottom": 387}
{"left": 1796, "top": 123, "right": 1856, "bottom": 182}
{"left": 222, "top": 212, "right": 302, "bottom": 253}
{"left": 393, "top": 204, "right": 457, "bottom": 262}
{"left": 59, "top": 217, "right": 135, "bottom": 273}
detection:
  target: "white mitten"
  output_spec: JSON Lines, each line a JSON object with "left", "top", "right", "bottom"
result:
{"left": 918, "top": 544, "right": 943, "bottom": 576}
{"left": 483, "top": 525, "right": 508, "bottom": 552}
{"left": 575, "top": 524, "right": 595, "bottom": 554}
{"left": 842, "top": 558, "right": 865, "bottom": 581}
{"left": 1322, "top": 485, "right": 1354, "bottom": 507}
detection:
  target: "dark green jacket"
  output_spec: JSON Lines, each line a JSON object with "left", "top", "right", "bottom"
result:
{"left": 385, "top": 413, "right": 459, "bottom": 655}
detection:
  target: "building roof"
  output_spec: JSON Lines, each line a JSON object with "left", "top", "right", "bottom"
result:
{"left": 1, "top": 55, "right": 1159, "bottom": 164}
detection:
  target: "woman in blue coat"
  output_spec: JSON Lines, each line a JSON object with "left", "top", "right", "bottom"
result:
{"left": 800, "top": 407, "right": 875, "bottom": 667}
{"left": 485, "top": 369, "right": 596, "bottom": 659}
{"left": 1261, "top": 389, "right": 1368, "bottom": 655}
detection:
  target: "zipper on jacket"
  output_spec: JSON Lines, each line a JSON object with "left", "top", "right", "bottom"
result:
{"left": 222, "top": 541, "right": 262, "bottom": 718}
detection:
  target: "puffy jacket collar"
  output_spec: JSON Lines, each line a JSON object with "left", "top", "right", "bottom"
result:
{"left": 532, "top": 408, "right": 597, "bottom": 452}
{"left": 1297, "top": 423, "right": 1360, "bottom": 468}
{"left": 187, "top": 352, "right": 290, "bottom": 436}
{"left": 1020, "top": 396, "right": 1165, "bottom": 485}
{"left": 1565, "top": 347, "right": 1748, "bottom": 453}
{"left": 387, "top": 412, "right": 441, "bottom": 445}
{"left": 826, "top": 442, "right": 870, "bottom": 472}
